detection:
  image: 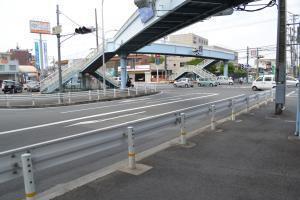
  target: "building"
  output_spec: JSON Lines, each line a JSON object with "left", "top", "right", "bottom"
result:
{"left": 0, "top": 52, "right": 19, "bottom": 84}
{"left": 168, "top": 33, "right": 208, "bottom": 47}
{"left": 9, "top": 48, "right": 33, "bottom": 66}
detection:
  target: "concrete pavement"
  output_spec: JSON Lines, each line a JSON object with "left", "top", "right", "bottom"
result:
{"left": 51, "top": 93, "right": 300, "bottom": 200}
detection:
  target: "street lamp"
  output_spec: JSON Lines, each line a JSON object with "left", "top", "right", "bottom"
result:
{"left": 101, "top": 0, "right": 106, "bottom": 94}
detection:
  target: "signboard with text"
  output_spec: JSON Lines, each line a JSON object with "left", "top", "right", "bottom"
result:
{"left": 30, "top": 20, "right": 51, "bottom": 34}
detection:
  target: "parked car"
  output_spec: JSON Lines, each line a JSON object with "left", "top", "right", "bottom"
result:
{"left": 286, "top": 76, "right": 299, "bottom": 87}
{"left": 252, "top": 75, "right": 276, "bottom": 91}
{"left": 216, "top": 76, "right": 234, "bottom": 85}
{"left": 1, "top": 80, "right": 23, "bottom": 94}
{"left": 173, "top": 78, "right": 194, "bottom": 88}
{"left": 197, "top": 78, "right": 218, "bottom": 87}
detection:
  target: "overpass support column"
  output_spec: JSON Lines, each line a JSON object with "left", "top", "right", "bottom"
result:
{"left": 120, "top": 53, "right": 128, "bottom": 90}
{"left": 81, "top": 73, "right": 87, "bottom": 90}
{"left": 223, "top": 61, "right": 229, "bottom": 78}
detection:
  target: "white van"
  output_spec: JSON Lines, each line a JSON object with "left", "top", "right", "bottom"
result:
{"left": 252, "top": 75, "right": 276, "bottom": 91}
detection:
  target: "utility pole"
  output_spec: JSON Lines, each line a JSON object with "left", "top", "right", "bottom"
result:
{"left": 39, "top": 34, "right": 44, "bottom": 76}
{"left": 246, "top": 46, "right": 249, "bottom": 83}
{"left": 275, "top": 0, "right": 286, "bottom": 115}
{"left": 95, "top": 8, "right": 99, "bottom": 51}
{"left": 56, "top": 5, "right": 63, "bottom": 93}
{"left": 101, "top": 0, "right": 107, "bottom": 93}
{"left": 256, "top": 48, "right": 260, "bottom": 78}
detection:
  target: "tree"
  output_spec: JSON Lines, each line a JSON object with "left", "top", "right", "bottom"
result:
{"left": 186, "top": 58, "right": 204, "bottom": 65}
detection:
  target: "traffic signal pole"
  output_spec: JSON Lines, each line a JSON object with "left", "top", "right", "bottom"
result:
{"left": 275, "top": 0, "right": 286, "bottom": 115}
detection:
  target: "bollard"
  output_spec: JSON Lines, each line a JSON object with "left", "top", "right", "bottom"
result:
{"left": 113, "top": 88, "right": 116, "bottom": 98}
{"left": 68, "top": 92, "right": 71, "bottom": 104}
{"left": 180, "top": 113, "right": 187, "bottom": 145}
{"left": 21, "top": 153, "right": 36, "bottom": 200}
{"left": 127, "top": 127, "right": 136, "bottom": 170}
{"left": 231, "top": 99, "right": 236, "bottom": 121}
{"left": 246, "top": 97, "right": 250, "bottom": 112}
{"left": 127, "top": 88, "right": 130, "bottom": 96}
{"left": 97, "top": 89, "right": 100, "bottom": 100}
{"left": 6, "top": 94, "right": 10, "bottom": 107}
{"left": 88, "top": 90, "right": 92, "bottom": 101}
{"left": 210, "top": 105, "right": 216, "bottom": 130}
{"left": 31, "top": 94, "right": 35, "bottom": 106}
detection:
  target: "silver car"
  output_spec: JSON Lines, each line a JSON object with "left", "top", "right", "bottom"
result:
{"left": 173, "top": 78, "right": 194, "bottom": 88}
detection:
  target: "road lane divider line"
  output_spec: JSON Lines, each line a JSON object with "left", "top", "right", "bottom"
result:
{"left": 60, "top": 93, "right": 216, "bottom": 114}
{"left": 65, "top": 111, "right": 146, "bottom": 127}
{"left": 0, "top": 93, "right": 218, "bottom": 136}
{"left": 286, "top": 91, "right": 295, "bottom": 97}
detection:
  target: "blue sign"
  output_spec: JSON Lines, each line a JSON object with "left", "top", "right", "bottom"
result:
{"left": 34, "top": 42, "right": 40, "bottom": 70}
{"left": 138, "top": 6, "right": 154, "bottom": 23}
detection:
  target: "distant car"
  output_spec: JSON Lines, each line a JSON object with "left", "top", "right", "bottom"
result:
{"left": 1, "top": 80, "right": 23, "bottom": 94}
{"left": 113, "top": 77, "right": 121, "bottom": 86}
{"left": 286, "top": 76, "right": 299, "bottom": 87}
{"left": 252, "top": 75, "right": 276, "bottom": 91}
{"left": 216, "top": 76, "right": 234, "bottom": 85}
{"left": 197, "top": 78, "right": 218, "bottom": 87}
{"left": 27, "top": 82, "right": 40, "bottom": 92}
{"left": 173, "top": 78, "right": 194, "bottom": 88}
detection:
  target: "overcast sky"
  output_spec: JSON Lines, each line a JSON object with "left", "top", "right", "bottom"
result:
{"left": 0, "top": 0, "right": 299, "bottom": 65}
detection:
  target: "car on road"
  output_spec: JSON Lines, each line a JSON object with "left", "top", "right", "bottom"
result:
{"left": 173, "top": 78, "right": 194, "bottom": 88}
{"left": 252, "top": 75, "right": 276, "bottom": 91}
{"left": 27, "top": 81, "right": 40, "bottom": 92}
{"left": 216, "top": 76, "right": 234, "bottom": 85}
{"left": 286, "top": 76, "right": 299, "bottom": 87}
{"left": 1, "top": 80, "right": 23, "bottom": 94}
{"left": 197, "top": 78, "right": 218, "bottom": 87}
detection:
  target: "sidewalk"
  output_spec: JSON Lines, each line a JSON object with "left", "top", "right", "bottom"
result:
{"left": 51, "top": 99, "right": 300, "bottom": 200}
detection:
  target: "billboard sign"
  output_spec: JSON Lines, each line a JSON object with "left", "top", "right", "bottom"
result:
{"left": 30, "top": 20, "right": 51, "bottom": 34}
{"left": 250, "top": 49, "right": 258, "bottom": 58}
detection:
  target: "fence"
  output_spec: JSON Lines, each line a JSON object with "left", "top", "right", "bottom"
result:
{"left": 0, "top": 85, "right": 157, "bottom": 108}
{"left": 0, "top": 90, "right": 274, "bottom": 199}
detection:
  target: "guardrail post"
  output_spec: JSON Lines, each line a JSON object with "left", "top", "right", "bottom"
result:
{"left": 144, "top": 85, "right": 147, "bottom": 94}
{"left": 246, "top": 97, "right": 250, "bottom": 112}
{"left": 154, "top": 84, "right": 157, "bottom": 92}
{"left": 180, "top": 113, "right": 187, "bottom": 145}
{"left": 88, "top": 90, "right": 92, "bottom": 101}
{"left": 68, "top": 92, "right": 71, "bottom": 104}
{"left": 97, "top": 89, "right": 100, "bottom": 100}
{"left": 31, "top": 94, "right": 35, "bottom": 106}
{"left": 103, "top": 88, "right": 106, "bottom": 97}
{"left": 58, "top": 93, "right": 62, "bottom": 104}
{"left": 210, "top": 105, "right": 216, "bottom": 130}
{"left": 113, "top": 88, "right": 116, "bottom": 98}
{"left": 21, "top": 153, "right": 36, "bottom": 200}
{"left": 231, "top": 99, "right": 236, "bottom": 121}
{"left": 256, "top": 94, "right": 260, "bottom": 109}
{"left": 127, "top": 127, "right": 136, "bottom": 170}
{"left": 270, "top": 90, "right": 273, "bottom": 102}
{"left": 127, "top": 88, "right": 130, "bottom": 96}
{"left": 135, "top": 86, "right": 138, "bottom": 95}
{"left": 6, "top": 94, "right": 10, "bottom": 107}
{"left": 264, "top": 92, "right": 268, "bottom": 105}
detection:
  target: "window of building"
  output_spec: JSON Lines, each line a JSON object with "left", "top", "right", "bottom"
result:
{"left": 9, "top": 65, "right": 16, "bottom": 71}
{"left": 180, "top": 62, "right": 185, "bottom": 67}
{"left": 173, "top": 64, "right": 176, "bottom": 67}
{"left": 0, "top": 65, "right": 4, "bottom": 71}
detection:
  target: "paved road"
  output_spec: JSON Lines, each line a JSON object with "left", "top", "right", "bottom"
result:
{"left": 0, "top": 85, "right": 296, "bottom": 200}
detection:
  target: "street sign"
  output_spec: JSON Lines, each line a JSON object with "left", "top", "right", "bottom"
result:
{"left": 52, "top": 25, "right": 62, "bottom": 35}
{"left": 250, "top": 49, "right": 257, "bottom": 58}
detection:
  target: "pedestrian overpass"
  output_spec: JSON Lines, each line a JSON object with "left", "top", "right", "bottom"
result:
{"left": 41, "top": 0, "right": 254, "bottom": 93}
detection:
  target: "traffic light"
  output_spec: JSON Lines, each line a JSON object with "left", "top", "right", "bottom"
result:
{"left": 75, "top": 26, "right": 93, "bottom": 34}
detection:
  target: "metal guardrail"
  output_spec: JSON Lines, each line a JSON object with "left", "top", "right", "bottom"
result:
{"left": 0, "top": 89, "right": 274, "bottom": 195}
{"left": 0, "top": 85, "right": 157, "bottom": 107}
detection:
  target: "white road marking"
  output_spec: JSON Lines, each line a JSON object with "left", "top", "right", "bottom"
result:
{"left": 146, "top": 98, "right": 182, "bottom": 104}
{"left": 287, "top": 91, "right": 295, "bottom": 97}
{"left": 0, "top": 93, "right": 218, "bottom": 135}
{"left": 65, "top": 111, "right": 146, "bottom": 127}
{"left": 60, "top": 92, "right": 215, "bottom": 114}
